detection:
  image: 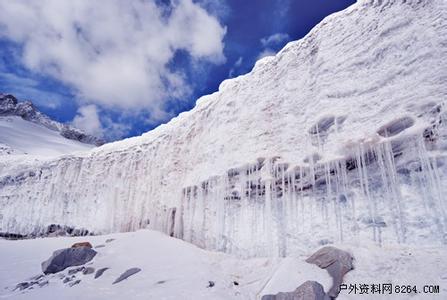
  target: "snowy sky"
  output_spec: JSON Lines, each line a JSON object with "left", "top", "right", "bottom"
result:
{"left": 0, "top": 0, "right": 355, "bottom": 140}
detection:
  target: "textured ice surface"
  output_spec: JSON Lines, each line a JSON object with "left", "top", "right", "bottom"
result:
{"left": 0, "top": 0, "right": 446, "bottom": 257}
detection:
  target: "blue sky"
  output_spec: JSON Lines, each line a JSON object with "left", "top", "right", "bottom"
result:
{"left": 0, "top": 0, "right": 355, "bottom": 140}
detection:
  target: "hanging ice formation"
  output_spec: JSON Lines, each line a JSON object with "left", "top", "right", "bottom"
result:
{"left": 177, "top": 108, "right": 447, "bottom": 257}
{"left": 0, "top": 0, "right": 446, "bottom": 257}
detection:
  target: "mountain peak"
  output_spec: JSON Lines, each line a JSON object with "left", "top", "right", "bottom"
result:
{"left": 0, "top": 93, "right": 105, "bottom": 147}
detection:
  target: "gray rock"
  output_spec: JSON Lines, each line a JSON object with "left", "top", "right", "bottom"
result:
{"left": 38, "top": 280, "right": 49, "bottom": 287}
{"left": 95, "top": 244, "right": 105, "bottom": 248}
{"left": 63, "top": 277, "right": 72, "bottom": 284}
{"left": 69, "top": 279, "right": 81, "bottom": 287}
{"left": 41, "top": 247, "right": 97, "bottom": 274}
{"left": 112, "top": 268, "right": 141, "bottom": 284}
{"left": 305, "top": 246, "right": 354, "bottom": 298}
{"left": 105, "top": 238, "right": 115, "bottom": 243}
{"left": 28, "top": 274, "right": 44, "bottom": 281}
{"left": 94, "top": 267, "right": 109, "bottom": 279}
{"left": 14, "top": 282, "right": 33, "bottom": 291}
{"left": 83, "top": 267, "right": 95, "bottom": 275}
{"left": 262, "top": 281, "right": 329, "bottom": 300}
{"left": 68, "top": 267, "right": 85, "bottom": 275}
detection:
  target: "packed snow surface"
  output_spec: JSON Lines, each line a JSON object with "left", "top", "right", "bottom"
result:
{"left": 0, "top": 230, "right": 446, "bottom": 299}
{"left": 0, "top": 0, "right": 447, "bottom": 257}
{"left": 0, "top": 116, "right": 94, "bottom": 156}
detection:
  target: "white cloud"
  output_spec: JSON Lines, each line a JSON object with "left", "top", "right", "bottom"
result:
{"left": 228, "top": 56, "right": 243, "bottom": 78}
{"left": 0, "top": 0, "right": 226, "bottom": 123}
{"left": 260, "top": 33, "right": 290, "bottom": 48}
{"left": 256, "top": 49, "right": 276, "bottom": 61}
{"left": 71, "top": 105, "right": 104, "bottom": 138}
{"left": 0, "top": 72, "right": 63, "bottom": 109}
{"left": 72, "top": 105, "right": 132, "bottom": 140}
{"left": 257, "top": 32, "right": 290, "bottom": 62}
{"left": 197, "top": 0, "right": 231, "bottom": 19}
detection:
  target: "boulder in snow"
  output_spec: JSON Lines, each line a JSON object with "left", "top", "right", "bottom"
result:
{"left": 41, "top": 247, "right": 97, "bottom": 274}
{"left": 305, "top": 246, "right": 354, "bottom": 298}
{"left": 261, "top": 280, "right": 329, "bottom": 300}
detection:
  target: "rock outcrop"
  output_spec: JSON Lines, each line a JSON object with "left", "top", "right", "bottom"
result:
{"left": 306, "top": 247, "right": 354, "bottom": 298}
{"left": 41, "top": 247, "right": 97, "bottom": 274}
{"left": 261, "top": 281, "right": 329, "bottom": 300}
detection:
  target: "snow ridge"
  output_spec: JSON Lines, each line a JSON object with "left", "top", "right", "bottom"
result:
{"left": 0, "top": 94, "right": 104, "bottom": 146}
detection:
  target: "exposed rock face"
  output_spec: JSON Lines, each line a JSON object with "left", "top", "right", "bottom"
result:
{"left": 306, "top": 247, "right": 354, "bottom": 298}
{"left": 0, "top": 93, "right": 104, "bottom": 146}
{"left": 0, "top": 224, "right": 92, "bottom": 240}
{"left": 41, "top": 247, "right": 97, "bottom": 274}
{"left": 261, "top": 281, "right": 329, "bottom": 300}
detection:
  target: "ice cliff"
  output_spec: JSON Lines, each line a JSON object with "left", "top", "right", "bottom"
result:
{"left": 1, "top": 0, "right": 446, "bottom": 257}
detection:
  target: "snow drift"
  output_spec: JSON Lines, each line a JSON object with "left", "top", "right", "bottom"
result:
{"left": 1, "top": 0, "right": 446, "bottom": 257}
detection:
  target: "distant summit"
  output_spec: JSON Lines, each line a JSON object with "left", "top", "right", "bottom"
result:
{"left": 0, "top": 93, "right": 104, "bottom": 146}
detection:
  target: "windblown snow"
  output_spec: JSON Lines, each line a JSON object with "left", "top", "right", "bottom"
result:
{"left": 1, "top": 0, "right": 447, "bottom": 258}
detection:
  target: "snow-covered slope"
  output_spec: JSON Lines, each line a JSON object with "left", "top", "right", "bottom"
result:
{"left": 0, "top": 116, "right": 94, "bottom": 156}
{"left": 0, "top": 93, "right": 104, "bottom": 148}
{"left": 1, "top": 230, "right": 446, "bottom": 300}
{"left": 1, "top": 0, "right": 447, "bottom": 257}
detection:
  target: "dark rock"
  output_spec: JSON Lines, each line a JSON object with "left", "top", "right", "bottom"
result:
{"left": 377, "top": 116, "right": 415, "bottom": 137}
{"left": 306, "top": 246, "right": 354, "bottom": 298}
{"left": 41, "top": 247, "right": 97, "bottom": 274}
{"left": 38, "top": 280, "right": 49, "bottom": 287}
{"left": 35, "top": 224, "right": 92, "bottom": 238}
{"left": 63, "top": 277, "right": 72, "bottom": 284}
{"left": 68, "top": 267, "right": 85, "bottom": 275}
{"left": 71, "top": 242, "right": 93, "bottom": 249}
{"left": 14, "top": 282, "right": 33, "bottom": 291}
{"left": 233, "top": 281, "right": 239, "bottom": 286}
{"left": 28, "top": 274, "right": 44, "bottom": 281}
{"left": 112, "top": 268, "right": 141, "bottom": 284}
{"left": 94, "top": 267, "right": 109, "bottom": 279}
{"left": 83, "top": 267, "right": 95, "bottom": 275}
{"left": 207, "top": 281, "right": 215, "bottom": 288}
{"left": 69, "top": 280, "right": 81, "bottom": 287}
{"left": 0, "top": 232, "right": 26, "bottom": 240}
{"left": 261, "top": 281, "right": 328, "bottom": 300}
